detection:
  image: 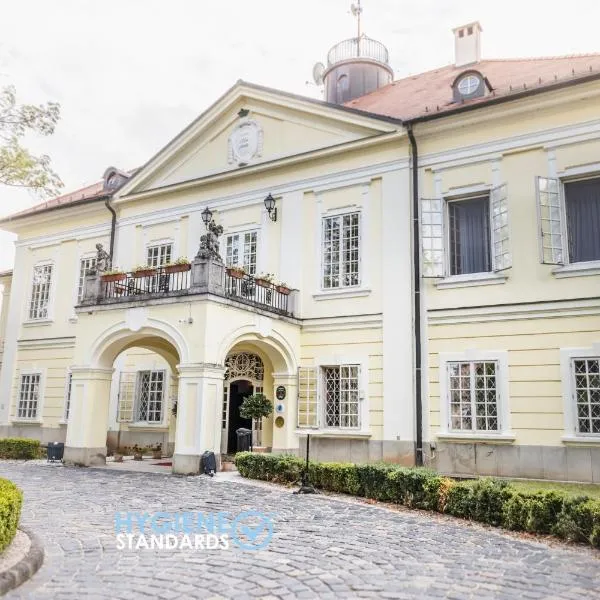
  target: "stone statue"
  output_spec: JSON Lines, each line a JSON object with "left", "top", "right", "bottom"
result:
{"left": 93, "top": 243, "right": 112, "bottom": 274}
{"left": 196, "top": 220, "right": 224, "bottom": 262}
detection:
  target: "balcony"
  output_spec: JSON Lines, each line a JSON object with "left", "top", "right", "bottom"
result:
{"left": 79, "top": 261, "right": 296, "bottom": 318}
{"left": 327, "top": 36, "right": 389, "bottom": 67}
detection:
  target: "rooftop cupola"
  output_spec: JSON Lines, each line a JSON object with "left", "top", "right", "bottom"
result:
{"left": 313, "top": 1, "right": 393, "bottom": 104}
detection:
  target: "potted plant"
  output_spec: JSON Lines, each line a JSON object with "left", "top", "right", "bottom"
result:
{"left": 254, "top": 273, "right": 274, "bottom": 288}
{"left": 276, "top": 281, "right": 291, "bottom": 295}
{"left": 239, "top": 393, "right": 273, "bottom": 452}
{"left": 226, "top": 265, "right": 246, "bottom": 279}
{"left": 151, "top": 443, "right": 162, "bottom": 459}
{"left": 132, "top": 444, "right": 144, "bottom": 461}
{"left": 164, "top": 257, "right": 191, "bottom": 274}
{"left": 132, "top": 264, "right": 157, "bottom": 278}
{"left": 101, "top": 268, "right": 126, "bottom": 283}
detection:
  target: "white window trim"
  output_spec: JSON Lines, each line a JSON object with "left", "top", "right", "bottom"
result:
{"left": 559, "top": 343, "right": 600, "bottom": 442}
{"left": 300, "top": 354, "right": 370, "bottom": 435}
{"left": 438, "top": 350, "right": 513, "bottom": 438}
{"left": 549, "top": 169, "right": 600, "bottom": 276}
{"left": 24, "top": 260, "right": 56, "bottom": 324}
{"left": 12, "top": 368, "right": 45, "bottom": 424}
{"left": 74, "top": 251, "right": 97, "bottom": 308}
{"left": 222, "top": 227, "right": 261, "bottom": 273}
{"left": 59, "top": 369, "right": 72, "bottom": 425}
{"left": 133, "top": 369, "right": 167, "bottom": 426}
{"left": 319, "top": 205, "right": 363, "bottom": 293}
{"left": 145, "top": 239, "right": 175, "bottom": 268}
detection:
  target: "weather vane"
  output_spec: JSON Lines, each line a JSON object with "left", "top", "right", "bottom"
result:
{"left": 351, "top": 1, "right": 363, "bottom": 38}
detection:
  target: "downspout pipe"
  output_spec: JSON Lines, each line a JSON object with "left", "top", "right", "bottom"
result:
{"left": 406, "top": 123, "right": 424, "bottom": 467}
{"left": 105, "top": 197, "right": 117, "bottom": 263}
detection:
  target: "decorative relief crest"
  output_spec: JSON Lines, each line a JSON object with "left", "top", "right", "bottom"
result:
{"left": 227, "top": 115, "right": 263, "bottom": 167}
{"left": 224, "top": 352, "right": 264, "bottom": 381}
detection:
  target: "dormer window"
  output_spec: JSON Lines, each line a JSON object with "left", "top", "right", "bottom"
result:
{"left": 453, "top": 70, "right": 486, "bottom": 102}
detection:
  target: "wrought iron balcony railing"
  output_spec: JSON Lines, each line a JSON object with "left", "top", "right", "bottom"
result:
{"left": 327, "top": 36, "right": 389, "bottom": 67}
{"left": 81, "top": 262, "right": 296, "bottom": 318}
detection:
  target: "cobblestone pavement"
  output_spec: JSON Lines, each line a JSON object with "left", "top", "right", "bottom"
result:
{"left": 1, "top": 461, "right": 599, "bottom": 600}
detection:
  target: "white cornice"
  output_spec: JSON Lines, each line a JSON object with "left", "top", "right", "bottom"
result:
{"left": 302, "top": 313, "right": 382, "bottom": 332}
{"left": 428, "top": 297, "right": 600, "bottom": 325}
{"left": 15, "top": 223, "right": 110, "bottom": 249}
{"left": 17, "top": 336, "right": 76, "bottom": 350}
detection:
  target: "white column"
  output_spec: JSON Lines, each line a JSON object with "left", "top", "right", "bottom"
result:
{"left": 64, "top": 366, "right": 114, "bottom": 466}
{"left": 172, "top": 363, "right": 225, "bottom": 475}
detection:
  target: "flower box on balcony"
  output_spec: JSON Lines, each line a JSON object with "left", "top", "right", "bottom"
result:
{"left": 101, "top": 272, "right": 126, "bottom": 283}
{"left": 132, "top": 268, "right": 157, "bottom": 278}
{"left": 164, "top": 263, "right": 191, "bottom": 274}
{"left": 255, "top": 273, "right": 274, "bottom": 288}
{"left": 255, "top": 278, "right": 272, "bottom": 288}
{"left": 276, "top": 285, "right": 291, "bottom": 295}
{"left": 227, "top": 267, "right": 246, "bottom": 279}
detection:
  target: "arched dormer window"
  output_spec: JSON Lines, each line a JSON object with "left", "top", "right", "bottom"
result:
{"left": 452, "top": 70, "right": 488, "bottom": 102}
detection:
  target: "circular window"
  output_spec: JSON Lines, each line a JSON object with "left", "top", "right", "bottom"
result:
{"left": 457, "top": 74, "right": 481, "bottom": 96}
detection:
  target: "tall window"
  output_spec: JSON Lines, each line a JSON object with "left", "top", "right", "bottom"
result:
{"left": 64, "top": 372, "right": 73, "bottom": 420}
{"left": 29, "top": 264, "right": 53, "bottom": 320}
{"left": 77, "top": 257, "right": 97, "bottom": 302}
{"left": 572, "top": 358, "right": 600, "bottom": 435}
{"left": 18, "top": 373, "right": 41, "bottom": 419}
{"left": 323, "top": 365, "right": 360, "bottom": 428}
{"left": 448, "top": 197, "right": 491, "bottom": 275}
{"left": 447, "top": 361, "right": 499, "bottom": 432}
{"left": 225, "top": 231, "right": 258, "bottom": 275}
{"left": 322, "top": 213, "right": 360, "bottom": 289}
{"left": 147, "top": 244, "right": 173, "bottom": 268}
{"left": 564, "top": 179, "right": 600, "bottom": 263}
{"left": 136, "top": 370, "right": 165, "bottom": 423}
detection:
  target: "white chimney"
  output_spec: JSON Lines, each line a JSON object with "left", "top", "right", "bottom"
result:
{"left": 453, "top": 22, "right": 482, "bottom": 67}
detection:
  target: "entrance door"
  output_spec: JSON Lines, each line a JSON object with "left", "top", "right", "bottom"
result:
{"left": 227, "top": 380, "right": 253, "bottom": 453}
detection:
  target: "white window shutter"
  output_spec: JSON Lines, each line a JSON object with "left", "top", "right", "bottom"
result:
{"left": 420, "top": 198, "right": 445, "bottom": 277}
{"left": 297, "top": 367, "right": 318, "bottom": 428}
{"left": 490, "top": 184, "right": 511, "bottom": 271}
{"left": 536, "top": 176, "right": 565, "bottom": 265}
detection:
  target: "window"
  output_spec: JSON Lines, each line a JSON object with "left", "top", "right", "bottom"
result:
{"left": 297, "top": 364, "right": 361, "bottom": 430}
{"left": 226, "top": 231, "right": 258, "bottom": 275}
{"left": 322, "top": 213, "right": 360, "bottom": 289}
{"left": 147, "top": 244, "right": 173, "bottom": 268}
{"left": 537, "top": 176, "right": 600, "bottom": 265}
{"left": 572, "top": 358, "right": 600, "bottom": 435}
{"left": 29, "top": 264, "right": 53, "bottom": 320}
{"left": 447, "top": 361, "right": 499, "bottom": 432}
{"left": 457, "top": 75, "right": 480, "bottom": 96}
{"left": 77, "top": 257, "right": 97, "bottom": 303}
{"left": 64, "top": 372, "right": 72, "bottom": 421}
{"left": 18, "top": 373, "right": 41, "bottom": 419}
{"left": 448, "top": 196, "right": 491, "bottom": 275}
{"left": 421, "top": 185, "right": 510, "bottom": 278}
{"left": 136, "top": 370, "right": 165, "bottom": 423}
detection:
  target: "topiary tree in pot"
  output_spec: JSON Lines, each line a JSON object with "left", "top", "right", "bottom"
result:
{"left": 239, "top": 393, "right": 273, "bottom": 452}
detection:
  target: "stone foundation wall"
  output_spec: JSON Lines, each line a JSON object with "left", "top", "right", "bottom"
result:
{"left": 428, "top": 442, "right": 600, "bottom": 483}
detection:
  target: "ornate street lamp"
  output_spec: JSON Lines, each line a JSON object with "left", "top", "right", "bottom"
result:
{"left": 201, "top": 206, "right": 213, "bottom": 229}
{"left": 264, "top": 193, "right": 277, "bottom": 222}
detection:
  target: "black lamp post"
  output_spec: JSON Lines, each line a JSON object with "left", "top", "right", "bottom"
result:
{"left": 201, "top": 206, "right": 213, "bottom": 229}
{"left": 264, "top": 193, "right": 277, "bottom": 222}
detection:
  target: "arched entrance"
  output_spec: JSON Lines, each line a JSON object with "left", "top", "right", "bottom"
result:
{"left": 222, "top": 352, "right": 265, "bottom": 454}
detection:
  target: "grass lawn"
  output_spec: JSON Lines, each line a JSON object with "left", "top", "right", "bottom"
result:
{"left": 507, "top": 479, "right": 600, "bottom": 499}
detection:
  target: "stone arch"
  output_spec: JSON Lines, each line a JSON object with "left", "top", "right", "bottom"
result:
{"left": 87, "top": 319, "right": 190, "bottom": 370}
{"left": 217, "top": 324, "right": 297, "bottom": 375}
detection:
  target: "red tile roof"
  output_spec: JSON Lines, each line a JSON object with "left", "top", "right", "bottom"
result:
{"left": 346, "top": 54, "right": 600, "bottom": 120}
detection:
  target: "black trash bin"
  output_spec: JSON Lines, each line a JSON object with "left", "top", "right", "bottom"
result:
{"left": 201, "top": 450, "right": 217, "bottom": 476}
{"left": 236, "top": 428, "right": 252, "bottom": 453}
{"left": 47, "top": 442, "right": 64, "bottom": 462}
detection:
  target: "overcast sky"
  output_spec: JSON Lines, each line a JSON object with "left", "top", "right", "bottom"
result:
{"left": 1, "top": 0, "right": 600, "bottom": 270}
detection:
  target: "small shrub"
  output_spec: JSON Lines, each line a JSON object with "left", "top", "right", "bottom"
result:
{"left": 471, "top": 478, "right": 511, "bottom": 526}
{"left": 502, "top": 492, "right": 529, "bottom": 531}
{"left": 445, "top": 481, "right": 476, "bottom": 519}
{"left": 553, "top": 497, "right": 600, "bottom": 547}
{"left": 0, "top": 437, "right": 41, "bottom": 460}
{"left": 0, "top": 478, "right": 23, "bottom": 553}
{"left": 234, "top": 452, "right": 303, "bottom": 484}
{"left": 386, "top": 468, "right": 445, "bottom": 510}
{"left": 354, "top": 463, "right": 397, "bottom": 501}
{"left": 524, "top": 491, "right": 565, "bottom": 534}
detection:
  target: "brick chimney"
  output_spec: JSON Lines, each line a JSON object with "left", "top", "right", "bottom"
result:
{"left": 453, "top": 22, "right": 482, "bottom": 67}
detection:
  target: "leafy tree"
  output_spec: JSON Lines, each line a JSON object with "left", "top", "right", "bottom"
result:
{"left": 239, "top": 393, "right": 273, "bottom": 451}
{"left": 0, "top": 85, "right": 62, "bottom": 198}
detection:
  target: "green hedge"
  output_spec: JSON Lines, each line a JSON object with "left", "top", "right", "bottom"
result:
{"left": 234, "top": 452, "right": 600, "bottom": 548}
{"left": 0, "top": 438, "right": 41, "bottom": 460}
{"left": 0, "top": 478, "right": 23, "bottom": 553}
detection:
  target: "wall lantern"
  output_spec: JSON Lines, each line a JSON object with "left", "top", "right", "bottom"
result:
{"left": 264, "top": 193, "right": 277, "bottom": 222}
{"left": 201, "top": 206, "right": 213, "bottom": 229}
